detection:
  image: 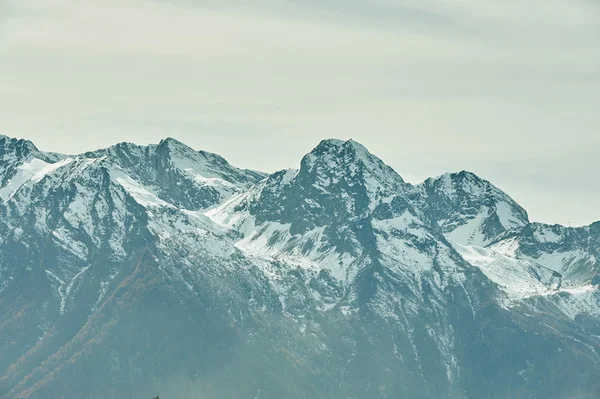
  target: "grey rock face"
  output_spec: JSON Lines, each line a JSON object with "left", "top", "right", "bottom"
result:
{"left": 0, "top": 136, "right": 599, "bottom": 399}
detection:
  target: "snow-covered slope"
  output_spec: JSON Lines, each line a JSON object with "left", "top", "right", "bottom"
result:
{"left": 496, "top": 223, "right": 600, "bottom": 283}
{"left": 453, "top": 242, "right": 561, "bottom": 300}
{"left": 0, "top": 135, "right": 64, "bottom": 200}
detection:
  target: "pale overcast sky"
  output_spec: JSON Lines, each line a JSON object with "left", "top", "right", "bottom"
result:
{"left": 1, "top": 0, "right": 599, "bottom": 226}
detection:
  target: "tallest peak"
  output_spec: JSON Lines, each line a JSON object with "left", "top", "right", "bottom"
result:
{"left": 293, "top": 138, "right": 407, "bottom": 212}
{"left": 313, "top": 138, "right": 369, "bottom": 154}
{"left": 306, "top": 138, "right": 388, "bottom": 171}
{"left": 307, "top": 138, "right": 376, "bottom": 169}
{"left": 157, "top": 137, "right": 192, "bottom": 150}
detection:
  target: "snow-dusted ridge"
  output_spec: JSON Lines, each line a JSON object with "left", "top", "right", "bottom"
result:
{"left": 2, "top": 134, "right": 598, "bottom": 320}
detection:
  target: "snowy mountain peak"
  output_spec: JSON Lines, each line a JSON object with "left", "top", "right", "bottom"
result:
{"left": 424, "top": 170, "right": 513, "bottom": 201}
{"left": 208, "top": 139, "right": 459, "bottom": 285}
{"left": 0, "top": 136, "right": 65, "bottom": 201}
{"left": 84, "top": 141, "right": 150, "bottom": 170}
{"left": 80, "top": 138, "right": 266, "bottom": 210}
{"left": 212, "top": 139, "right": 412, "bottom": 233}
{"left": 0, "top": 135, "right": 50, "bottom": 164}
{"left": 155, "top": 136, "right": 248, "bottom": 176}
{"left": 157, "top": 136, "right": 187, "bottom": 148}
{"left": 303, "top": 138, "right": 400, "bottom": 177}
{"left": 307, "top": 138, "right": 370, "bottom": 157}
{"left": 413, "top": 170, "right": 529, "bottom": 246}
{"left": 0, "top": 134, "right": 35, "bottom": 148}
{"left": 299, "top": 138, "right": 407, "bottom": 206}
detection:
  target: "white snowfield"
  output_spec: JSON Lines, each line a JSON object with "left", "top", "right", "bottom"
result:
{"left": 0, "top": 158, "right": 74, "bottom": 200}
{"left": 451, "top": 232, "right": 599, "bottom": 319}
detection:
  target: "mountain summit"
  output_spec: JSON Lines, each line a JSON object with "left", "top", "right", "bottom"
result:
{"left": 411, "top": 170, "right": 529, "bottom": 246}
{"left": 83, "top": 137, "right": 266, "bottom": 210}
{"left": 1, "top": 135, "right": 599, "bottom": 399}
{"left": 213, "top": 139, "right": 410, "bottom": 231}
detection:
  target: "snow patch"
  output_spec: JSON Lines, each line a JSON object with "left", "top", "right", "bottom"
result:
{"left": 0, "top": 158, "right": 50, "bottom": 200}
{"left": 453, "top": 242, "right": 557, "bottom": 299}
{"left": 495, "top": 201, "right": 525, "bottom": 230}
{"left": 112, "top": 169, "right": 170, "bottom": 208}
{"left": 446, "top": 210, "right": 489, "bottom": 246}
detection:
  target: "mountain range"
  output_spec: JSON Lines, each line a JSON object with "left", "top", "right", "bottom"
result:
{"left": 0, "top": 134, "right": 599, "bottom": 398}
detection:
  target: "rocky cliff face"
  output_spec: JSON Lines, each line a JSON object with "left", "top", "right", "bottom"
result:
{"left": 0, "top": 135, "right": 599, "bottom": 398}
